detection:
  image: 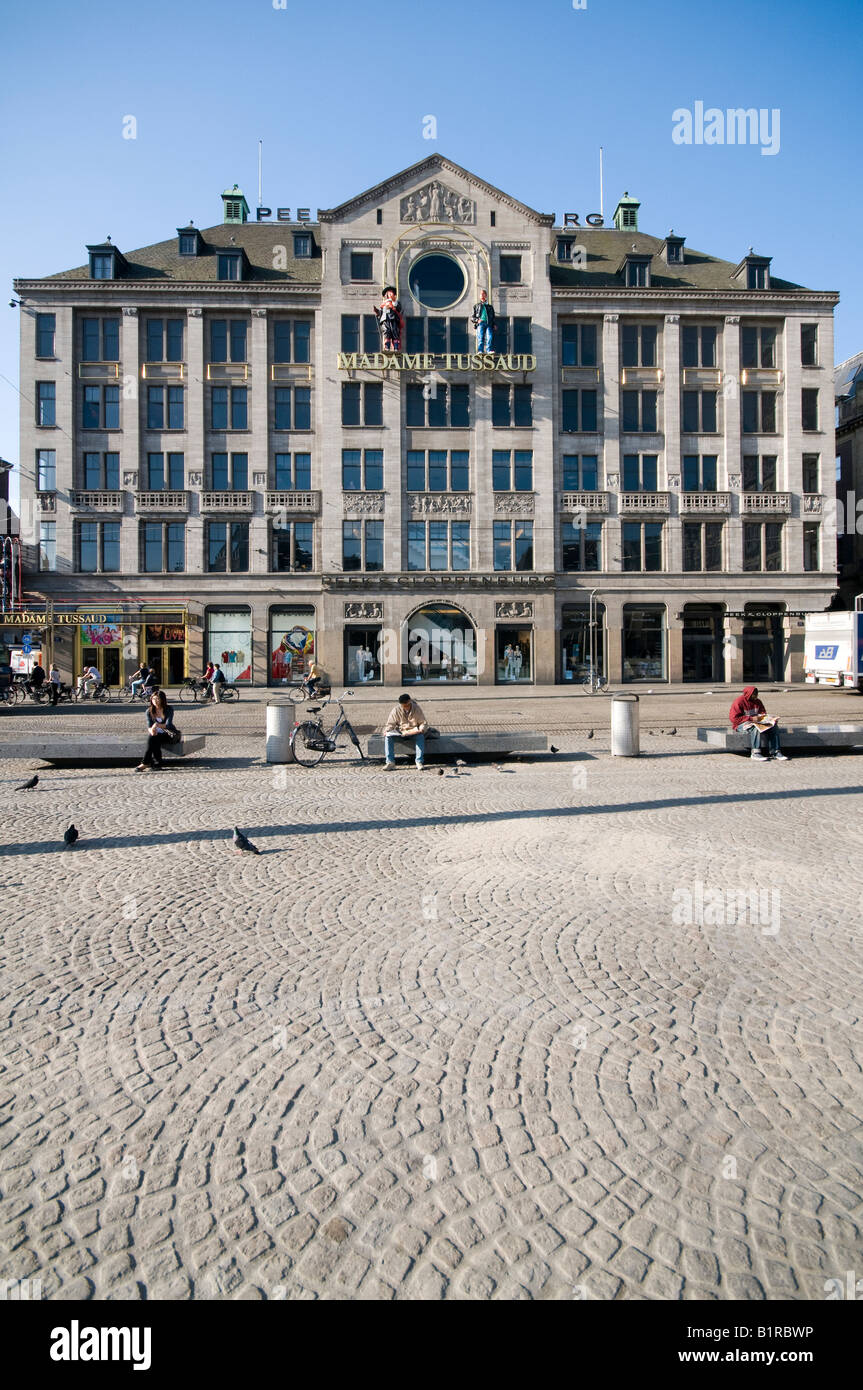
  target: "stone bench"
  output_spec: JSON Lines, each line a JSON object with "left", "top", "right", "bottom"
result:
{"left": 0, "top": 734, "right": 206, "bottom": 765}
{"left": 366, "top": 731, "right": 548, "bottom": 759}
{"left": 697, "top": 725, "right": 863, "bottom": 752}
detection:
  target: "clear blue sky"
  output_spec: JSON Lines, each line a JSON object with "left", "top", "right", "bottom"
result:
{"left": 2, "top": 0, "right": 861, "bottom": 493}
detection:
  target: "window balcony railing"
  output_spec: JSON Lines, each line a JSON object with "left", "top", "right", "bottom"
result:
{"left": 200, "top": 491, "right": 254, "bottom": 513}
{"left": 681, "top": 367, "right": 722, "bottom": 385}
{"left": 264, "top": 490, "right": 321, "bottom": 514}
{"left": 560, "top": 491, "right": 609, "bottom": 513}
{"left": 619, "top": 491, "right": 670, "bottom": 513}
{"left": 740, "top": 492, "right": 791, "bottom": 514}
{"left": 135, "top": 491, "right": 189, "bottom": 513}
{"left": 78, "top": 361, "right": 121, "bottom": 379}
{"left": 739, "top": 367, "right": 783, "bottom": 386}
{"left": 36, "top": 491, "right": 56, "bottom": 512}
{"left": 620, "top": 367, "right": 663, "bottom": 385}
{"left": 802, "top": 493, "right": 823, "bottom": 514}
{"left": 72, "top": 491, "right": 124, "bottom": 512}
{"left": 141, "top": 362, "right": 185, "bottom": 380}
{"left": 679, "top": 491, "right": 731, "bottom": 513}
{"left": 205, "top": 362, "right": 249, "bottom": 381}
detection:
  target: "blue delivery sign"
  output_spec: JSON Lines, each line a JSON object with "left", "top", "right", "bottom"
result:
{"left": 814, "top": 645, "right": 838, "bottom": 661}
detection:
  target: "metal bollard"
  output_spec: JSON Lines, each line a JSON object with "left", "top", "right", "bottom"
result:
{"left": 266, "top": 702, "right": 294, "bottom": 763}
{"left": 611, "top": 693, "right": 640, "bottom": 757}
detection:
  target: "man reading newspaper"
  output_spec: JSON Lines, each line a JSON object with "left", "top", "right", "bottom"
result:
{"left": 729, "top": 685, "right": 788, "bottom": 762}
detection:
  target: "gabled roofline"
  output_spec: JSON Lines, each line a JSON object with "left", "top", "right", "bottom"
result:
{"left": 318, "top": 153, "right": 555, "bottom": 225}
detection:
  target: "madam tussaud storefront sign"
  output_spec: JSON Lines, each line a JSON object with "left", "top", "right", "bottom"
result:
{"left": 336, "top": 352, "right": 537, "bottom": 372}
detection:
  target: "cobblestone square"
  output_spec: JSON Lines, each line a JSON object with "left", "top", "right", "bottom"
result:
{"left": 1, "top": 692, "right": 861, "bottom": 1300}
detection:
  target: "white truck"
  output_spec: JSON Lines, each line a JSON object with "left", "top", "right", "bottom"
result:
{"left": 804, "top": 605, "right": 863, "bottom": 691}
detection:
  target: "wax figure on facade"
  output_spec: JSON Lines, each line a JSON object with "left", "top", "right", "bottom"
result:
{"left": 374, "top": 287, "right": 404, "bottom": 351}
{"left": 471, "top": 290, "right": 495, "bottom": 352}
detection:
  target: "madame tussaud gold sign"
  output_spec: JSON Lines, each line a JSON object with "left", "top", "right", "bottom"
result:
{"left": 336, "top": 352, "right": 537, "bottom": 372}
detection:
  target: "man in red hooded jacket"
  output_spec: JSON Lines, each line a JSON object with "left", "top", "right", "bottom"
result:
{"left": 729, "top": 686, "right": 787, "bottom": 761}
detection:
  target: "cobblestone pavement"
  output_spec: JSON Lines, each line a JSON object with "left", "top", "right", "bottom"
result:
{"left": 1, "top": 719, "right": 862, "bottom": 1301}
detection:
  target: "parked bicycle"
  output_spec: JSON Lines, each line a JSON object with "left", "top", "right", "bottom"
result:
{"left": 290, "top": 690, "right": 364, "bottom": 768}
{"left": 580, "top": 666, "right": 609, "bottom": 695}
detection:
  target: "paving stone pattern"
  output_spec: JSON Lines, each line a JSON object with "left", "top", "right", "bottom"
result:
{"left": 0, "top": 705, "right": 861, "bottom": 1300}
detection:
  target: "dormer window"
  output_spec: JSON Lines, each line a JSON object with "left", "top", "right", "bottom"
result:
{"left": 293, "top": 233, "right": 312, "bottom": 258}
{"left": 91, "top": 253, "right": 113, "bottom": 279}
{"left": 748, "top": 263, "right": 767, "bottom": 289}
{"left": 218, "top": 252, "right": 242, "bottom": 282}
{"left": 557, "top": 238, "right": 573, "bottom": 262}
{"left": 663, "top": 234, "right": 685, "bottom": 265}
{"left": 622, "top": 255, "right": 651, "bottom": 288}
{"left": 178, "top": 226, "right": 202, "bottom": 256}
{"left": 735, "top": 253, "right": 771, "bottom": 290}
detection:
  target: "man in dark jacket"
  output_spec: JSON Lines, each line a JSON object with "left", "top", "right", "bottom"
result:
{"left": 471, "top": 290, "right": 495, "bottom": 352}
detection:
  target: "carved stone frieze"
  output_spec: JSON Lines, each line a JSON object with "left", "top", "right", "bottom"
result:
{"left": 344, "top": 601, "right": 383, "bottom": 620}
{"left": 343, "top": 493, "right": 385, "bottom": 515}
{"left": 606, "top": 473, "right": 620, "bottom": 489}
{"left": 668, "top": 474, "right": 681, "bottom": 489}
{"left": 729, "top": 474, "right": 742, "bottom": 489}
{"left": 493, "top": 493, "right": 534, "bottom": 515}
{"left": 123, "top": 470, "right": 138, "bottom": 487}
{"left": 410, "top": 494, "right": 471, "bottom": 515}
{"left": 188, "top": 471, "right": 203, "bottom": 487}
{"left": 401, "top": 181, "right": 475, "bottom": 224}
{"left": 495, "top": 601, "right": 533, "bottom": 619}
{"left": 121, "top": 307, "right": 138, "bottom": 317}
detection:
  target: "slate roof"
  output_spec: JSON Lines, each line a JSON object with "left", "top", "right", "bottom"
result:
{"left": 835, "top": 350, "right": 863, "bottom": 399}
{"left": 550, "top": 228, "right": 807, "bottom": 292}
{"left": 42, "top": 224, "right": 322, "bottom": 285}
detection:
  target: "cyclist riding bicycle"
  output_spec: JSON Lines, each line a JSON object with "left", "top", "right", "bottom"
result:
{"left": 77, "top": 664, "right": 102, "bottom": 696}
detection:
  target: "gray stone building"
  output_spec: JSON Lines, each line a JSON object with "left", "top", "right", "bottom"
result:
{"left": 835, "top": 351, "right": 863, "bottom": 606}
{"left": 12, "top": 154, "right": 838, "bottom": 687}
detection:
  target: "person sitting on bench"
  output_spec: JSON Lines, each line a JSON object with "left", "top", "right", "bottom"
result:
{"left": 729, "top": 686, "right": 788, "bottom": 762}
{"left": 383, "top": 693, "right": 429, "bottom": 771}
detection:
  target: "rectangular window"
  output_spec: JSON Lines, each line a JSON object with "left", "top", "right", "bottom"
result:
{"left": 681, "top": 324, "right": 717, "bottom": 368}
{"left": 271, "top": 520, "right": 314, "bottom": 572}
{"left": 36, "top": 314, "right": 56, "bottom": 357}
{"left": 207, "top": 521, "right": 249, "bottom": 572}
{"left": 405, "top": 382, "right": 468, "bottom": 427}
{"left": 273, "top": 321, "right": 291, "bottom": 363}
{"left": 81, "top": 317, "right": 119, "bottom": 362}
{"left": 211, "top": 387, "right": 228, "bottom": 430}
{"left": 743, "top": 522, "right": 783, "bottom": 572}
{"left": 802, "top": 453, "right": 820, "bottom": 493}
{"left": 803, "top": 522, "right": 819, "bottom": 571}
{"left": 621, "top": 323, "right": 657, "bottom": 367}
{"left": 39, "top": 521, "right": 56, "bottom": 571}
{"left": 747, "top": 264, "right": 767, "bottom": 290}
{"left": 77, "top": 520, "right": 121, "bottom": 573}
{"left": 741, "top": 324, "right": 776, "bottom": 368}
{"left": 37, "top": 382, "right": 56, "bottom": 427}
{"left": 350, "top": 251, "right": 373, "bottom": 281}
{"left": 800, "top": 323, "right": 818, "bottom": 367}
{"left": 407, "top": 521, "right": 471, "bottom": 571}
{"left": 622, "top": 389, "right": 657, "bottom": 433}
{"left": 407, "top": 450, "right": 469, "bottom": 491}
{"left": 274, "top": 452, "right": 312, "bottom": 490}
{"left": 801, "top": 388, "right": 819, "bottom": 432}
{"left": 230, "top": 387, "right": 246, "bottom": 430}
{"left": 37, "top": 449, "right": 56, "bottom": 490}
{"left": 683, "top": 522, "right": 723, "bottom": 572}
{"left": 623, "top": 522, "right": 663, "bottom": 572}
{"left": 493, "top": 520, "right": 533, "bottom": 571}
{"left": 562, "top": 454, "right": 598, "bottom": 490}
{"left": 81, "top": 319, "right": 100, "bottom": 361}
{"left": 146, "top": 319, "right": 163, "bottom": 362}
{"left": 341, "top": 448, "right": 382, "bottom": 491}
{"left": 562, "top": 389, "right": 598, "bottom": 433}
{"left": 102, "top": 521, "right": 120, "bottom": 572}
{"left": 491, "top": 450, "right": 532, "bottom": 491}
{"left": 499, "top": 254, "right": 522, "bottom": 284}
{"left": 218, "top": 254, "right": 241, "bottom": 282}
{"left": 165, "top": 318, "right": 183, "bottom": 361}
{"left": 561, "top": 322, "right": 597, "bottom": 367}
{"left": 293, "top": 233, "right": 311, "bottom": 258}
{"left": 91, "top": 254, "right": 113, "bottom": 280}
{"left": 742, "top": 455, "right": 777, "bottom": 493}
{"left": 682, "top": 454, "right": 717, "bottom": 491}
{"left": 622, "top": 454, "right": 658, "bottom": 491}
{"left": 625, "top": 260, "right": 648, "bottom": 287}
{"left": 148, "top": 452, "right": 185, "bottom": 490}
{"left": 342, "top": 519, "right": 383, "bottom": 572}
{"left": 561, "top": 520, "right": 602, "bottom": 571}
{"left": 742, "top": 391, "right": 777, "bottom": 433}
{"left": 682, "top": 389, "right": 717, "bottom": 433}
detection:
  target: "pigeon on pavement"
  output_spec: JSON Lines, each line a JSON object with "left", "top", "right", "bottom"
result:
{"left": 63, "top": 824, "right": 79, "bottom": 850}
{"left": 550, "top": 745, "right": 559, "bottom": 755}
{"left": 233, "top": 827, "right": 261, "bottom": 855}
{"left": 454, "top": 759, "right": 467, "bottom": 775}
{"left": 16, "top": 775, "right": 39, "bottom": 791}
{"left": 436, "top": 767, "right": 445, "bottom": 776}
{"left": 668, "top": 728, "right": 677, "bottom": 735}
{"left": 586, "top": 729, "right": 594, "bottom": 740}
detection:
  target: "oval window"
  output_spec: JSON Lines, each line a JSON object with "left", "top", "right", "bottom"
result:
{"left": 408, "top": 254, "right": 466, "bottom": 310}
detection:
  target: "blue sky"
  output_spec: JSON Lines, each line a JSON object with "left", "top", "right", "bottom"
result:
{"left": 1, "top": 0, "right": 861, "bottom": 491}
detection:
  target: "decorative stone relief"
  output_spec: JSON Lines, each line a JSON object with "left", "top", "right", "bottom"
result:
{"left": 729, "top": 474, "right": 742, "bottom": 489}
{"left": 410, "top": 494, "right": 471, "bottom": 515}
{"left": 345, "top": 601, "right": 383, "bottom": 620}
{"left": 252, "top": 308, "right": 267, "bottom": 318}
{"left": 665, "top": 314, "right": 680, "bottom": 324}
{"left": 725, "top": 316, "right": 740, "bottom": 325}
{"left": 401, "top": 181, "right": 475, "bottom": 224}
{"left": 122, "top": 307, "right": 138, "bottom": 316}
{"left": 252, "top": 472, "right": 267, "bottom": 486}
{"left": 493, "top": 493, "right": 534, "bottom": 515}
{"left": 123, "top": 470, "right": 138, "bottom": 487}
{"left": 188, "top": 471, "right": 203, "bottom": 486}
{"left": 668, "top": 473, "right": 681, "bottom": 489}
{"left": 606, "top": 472, "right": 620, "bottom": 489}
{"left": 496, "top": 600, "right": 533, "bottom": 619}
{"left": 188, "top": 308, "right": 202, "bottom": 318}
{"left": 604, "top": 313, "right": 619, "bottom": 324}
{"left": 344, "top": 493, "right": 385, "bottom": 515}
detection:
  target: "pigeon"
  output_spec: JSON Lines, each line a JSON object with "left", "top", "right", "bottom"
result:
{"left": 550, "top": 745, "right": 559, "bottom": 755}
{"left": 454, "top": 759, "right": 467, "bottom": 775}
{"left": 63, "top": 824, "right": 79, "bottom": 850}
{"left": 668, "top": 728, "right": 677, "bottom": 736}
{"left": 436, "top": 767, "right": 445, "bottom": 776}
{"left": 586, "top": 729, "right": 594, "bottom": 740}
{"left": 233, "top": 827, "right": 261, "bottom": 855}
{"left": 15, "top": 774, "right": 38, "bottom": 791}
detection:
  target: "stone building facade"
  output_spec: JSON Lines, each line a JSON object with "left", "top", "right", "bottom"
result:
{"left": 13, "top": 155, "right": 838, "bottom": 687}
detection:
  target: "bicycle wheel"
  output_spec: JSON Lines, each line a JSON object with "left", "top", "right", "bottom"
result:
{"left": 290, "top": 720, "right": 327, "bottom": 767}
{"left": 96, "top": 685, "right": 112, "bottom": 703}
{"left": 220, "top": 685, "right": 239, "bottom": 702}
{"left": 287, "top": 685, "right": 307, "bottom": 705}
{"left": 178, "top": 682, "right": 197, "bottom": 703}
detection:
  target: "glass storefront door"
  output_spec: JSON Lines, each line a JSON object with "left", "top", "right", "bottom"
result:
{"left": 560, "top": 603, "right": 606, "bottom": 682}
{"left": 682, "top": 606, "right": 724, "bottom": 682}
{"left": 496, "top": 627, "right": 533, "bottom": 683}
{"left": 743, "top": 606, "right": 784, "bottom": 682}
{"left": 345, "top": 626, "right": 382, "bottom": 684}
{"left": 623, "top": 605, "right": 667, "bottom": 682}
{"left": 144, "top": 622, "right": 187, "bottom": 688}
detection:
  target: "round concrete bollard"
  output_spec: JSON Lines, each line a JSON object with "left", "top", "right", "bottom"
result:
{"left": 266, "top": 702, "right": 294, "bottom": 763}
{"left": 611, "top": 693, "right": 640, "bottom": 757}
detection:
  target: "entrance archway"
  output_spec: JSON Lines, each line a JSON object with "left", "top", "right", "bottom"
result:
{"left": 402, "top": 604, "right": 478, "bottom": 683}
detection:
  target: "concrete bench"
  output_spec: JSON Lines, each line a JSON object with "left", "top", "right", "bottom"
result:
{"left": 366, "top": 731, "right": 548, "bottom": 759}
{"left": 0, "top": 734, "right": 206, "bottom": 765}
{"left": 697, "top": 725, "right": 863, "bottom": 752}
